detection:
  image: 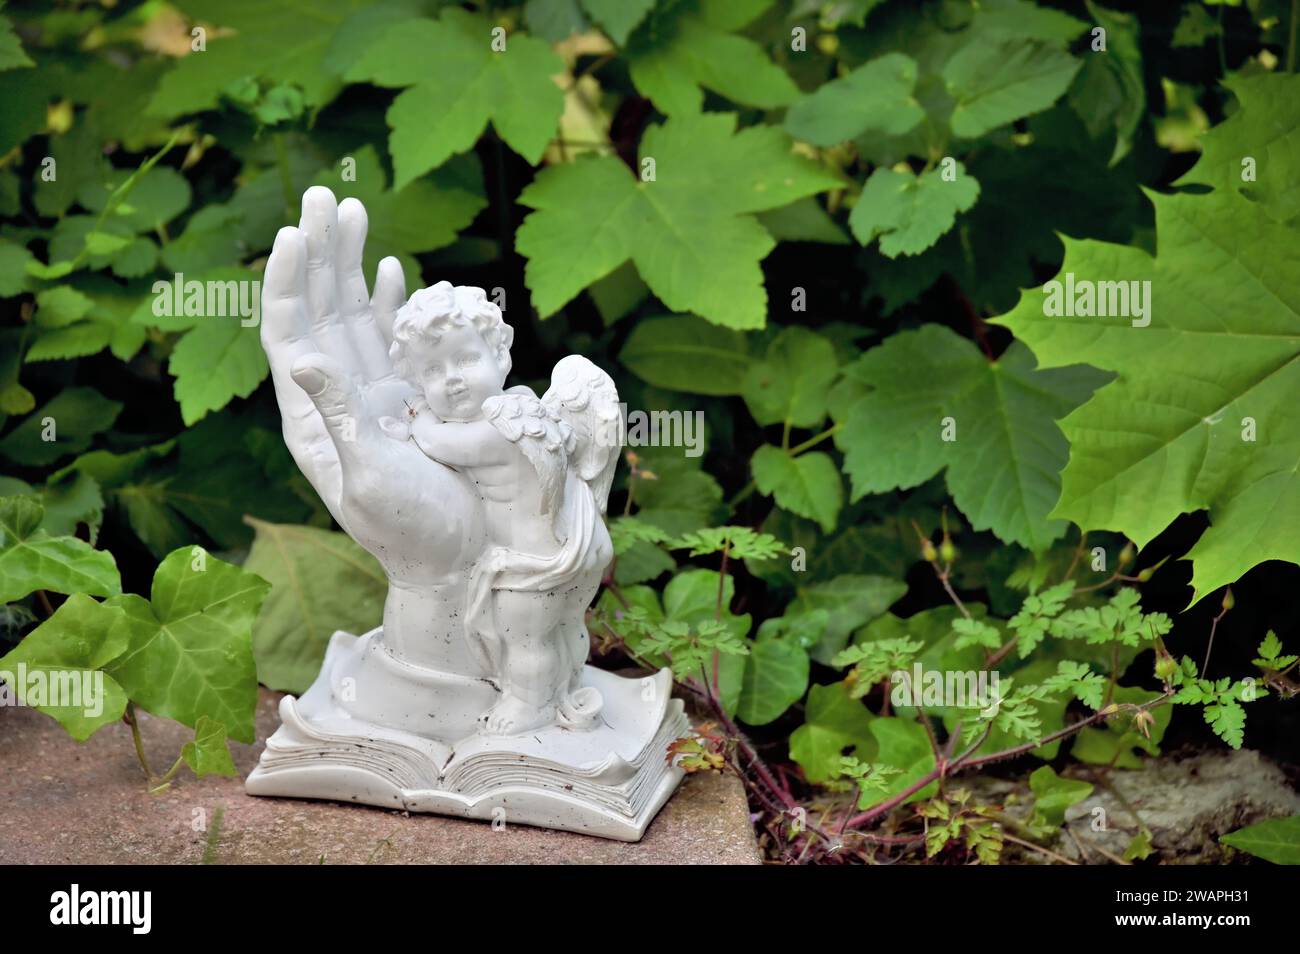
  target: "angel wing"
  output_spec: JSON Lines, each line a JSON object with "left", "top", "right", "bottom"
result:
{"left": 541, "top": 355, "right": 622, "bottom": 514}
{"left": 481, "top": 392, "right": 573, "bottom": 522}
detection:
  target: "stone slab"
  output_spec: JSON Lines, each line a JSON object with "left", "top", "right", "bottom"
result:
{"left": 0, "top": 688, "right": 760, "bottom": 865}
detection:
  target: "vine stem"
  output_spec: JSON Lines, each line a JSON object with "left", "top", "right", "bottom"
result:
{"left": 124, "top": 703, "right": 154, "bottom": 781}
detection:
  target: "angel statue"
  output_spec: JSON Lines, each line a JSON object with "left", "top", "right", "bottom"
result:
{"left": 387, "top": 282, "right": 620, "bottom": 734}
{"left": 244, "top": 187, "right": 687, "bottom": 841}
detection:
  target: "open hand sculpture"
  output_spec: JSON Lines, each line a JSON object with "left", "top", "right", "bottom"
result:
{"left": 246, "top": 187, "right": 688, "bottom": 840}
{"left": 261, "top": 187, "right": 484, "bottom": 600}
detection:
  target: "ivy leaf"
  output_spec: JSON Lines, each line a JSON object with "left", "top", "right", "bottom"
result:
{"left": 994, "top": 162, "right": 1300, "bottom": 600}
{"left": 1220, "top": 815, "right": 1300, "bottom": 865}
{"left": 787, "top": 574, "right": 907, "bottom": 665}
{"left": 0, "top": 387, "right": 123, "bottom": 467}
{"left": 345, "top": 7, "right": 564, "bottom": 188}
{"left": 1028, "top": 764, "right": 1093, "bottom": 827}
{"left": 943, "top": 38, "right": 1080, "bottom": 139}
{"left": 751, "top": 446, "right": 843, "bottom": 532}
{"left": 0, "top": 496, "right": 120, "bottom": 603}
{"left": 243, "top": 518, "right": 387, "bottom": 694}
{"left": 788, "top": 681, "right": 874, "bottom": 783}
{"left": 849, "top": 163, "right": 980, "bottom": 257}
{"left": 104, "top": 547, "right": 270, "bottom": 744}
{"left": 620, "top": 314, "right": 754, "bottom": 396}
{"left": 626, "top": 0, "right": 798, "bottom": 115}
{"left": 742, "top": 326, "right": 839, "bottom": 428}
{"left": 859, "top": 717, "right": 938, "bottom": 808}
{"left": 834, "top": 325, "right": 1108, "bottom": 552}
{"left": 181, "top": 715, "right": 238, "bottom": 778}
{"left": 517, "top": 112, "right": 840, "bottom": 329}
{"left": 0, "top": 593, "right": 129, "bottom": 740}
{"left": 736, "top": 637, "right": 809, "bottom": 726}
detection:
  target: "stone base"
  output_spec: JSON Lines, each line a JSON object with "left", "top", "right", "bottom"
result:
{"left": 245, "top": 630, "right": 689, "bottom": 841}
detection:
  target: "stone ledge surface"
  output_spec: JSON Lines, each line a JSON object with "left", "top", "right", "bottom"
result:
{"left": 0, "top": 688, "right": 761, "bottom": 865}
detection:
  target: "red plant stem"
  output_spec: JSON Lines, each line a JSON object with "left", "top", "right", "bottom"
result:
{"left": 843, "top": 693, "right": 1171, "bottom": 830}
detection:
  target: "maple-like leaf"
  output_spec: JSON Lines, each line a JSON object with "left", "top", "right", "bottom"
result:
{"left": 833, "top": 324, "right": 1107, "bottom": 551}
{"left": 994, "top": 74, "right": 1300, "bottom": 601}
{"left": 626, "top": 0, "right": 798, "bottom": 115}
{"left": 516, "top": 112, "right": 839, "bottom": 329}
{"left": 344, "top": 7, "right": 564, "bottom": 188}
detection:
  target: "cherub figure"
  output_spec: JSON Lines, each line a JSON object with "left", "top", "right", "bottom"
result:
{"left": 386, "top": 282, "right": 620, "bottom": 736}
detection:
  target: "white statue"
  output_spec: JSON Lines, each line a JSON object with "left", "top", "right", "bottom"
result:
{"left": 245, "top": 187, "right": 686, "bottom": 840}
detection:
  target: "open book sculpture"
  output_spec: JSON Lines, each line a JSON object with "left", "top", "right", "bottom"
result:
{"left": 244, "top": 187, "right": 687, "bottom": 841}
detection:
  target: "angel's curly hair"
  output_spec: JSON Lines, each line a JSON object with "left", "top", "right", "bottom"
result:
{"left": 389, "top": 281, "right": 514, "bottom": 382}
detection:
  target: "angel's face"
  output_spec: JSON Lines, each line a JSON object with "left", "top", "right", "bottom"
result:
{"left": 409, "top": 323, "right": 506, "bottom": 422}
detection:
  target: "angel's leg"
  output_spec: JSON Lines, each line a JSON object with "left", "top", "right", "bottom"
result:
{"left": 482, "top": 590, "right": 566, "bottom": 736}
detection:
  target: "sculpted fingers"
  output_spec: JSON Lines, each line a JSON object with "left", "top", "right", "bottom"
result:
{"left": 298, "top": 186, "right": 351, "bottom": 359}
{"left": 290, "top": 351, "right": 385, "bottom": 461}
{"left": 371, "top": 256, "right": 407, "bottom": 346}
{"left": 337, "top": 197, "right": 392, "bottom": 380}
{"left": 261, "top": 226, "right": 319, "bottom": 424}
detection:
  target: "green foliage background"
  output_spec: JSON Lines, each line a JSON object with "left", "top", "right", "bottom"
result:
{"left": 0, "top": 0, "right": 1297, "bottom": 858}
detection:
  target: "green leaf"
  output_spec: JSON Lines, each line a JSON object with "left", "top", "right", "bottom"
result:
{"left": 633, "top": 451, "right": 725, "bottom": 535}
{"left": 1171, "top": 4, "right": 1221, "bottom": 48}
{"left": 620, "top": 314, "right": 753, "bottom": 395}
{"left": 0, "top": 238, "right": 34, "bottom": 297}
{"left": 149, "top": 0, "right": 375, "bottom": 119}
{"left": 1071, "top": 687, "right": 1170, "bottom": 769}
{"left": 834, "top": 325, "right": 1108, "bottom": 551}
{"left": 0, "top": 387, "right": 123, "bottom": 466}
{"left": 1177, "top": 73, "right": 1300, "bottom": 225}
{"left": 345, "top": 7, "right": 565, "bottom": 188}
{"left": 312, "top": 146, "right": 487, "bottom": 288}
{"left": 626, "top": 1, "right": 798, "bottom": 115}
{"left": 181, "top": 715, "right": 238, "bottom": 778}
{"left": 943, "top": 38, "right": 1081, "bottom": 139}
{"left": 859, "top": 717, "right": 937, "bottom": 808}
{"left": 517, "top": 112, "right": 839, "bottom": 329}
{"left": 1204, "top": 699, "right": 1246, "bottom": 749}
{"left": 582, "top": 0, "right": 654, "bottom": 45}
{"left": 243, "top": 518, "right": 387, "bottom": 694}
{"left": 1067, "top": 1, "right": 1144, "bottom": 166}
{"left": 757, "top": 197, "right": 851, "bottom": 245}
{"left": 105, "top": 548, "right": 270, "bottom": 744}
{"left": 735, "top": 637, "right": 809, "bottom": 726}
{"left": 35, "top": 288, "right": 94, "bottom": 328}
{"left": 742, "top": 326, "right": 839, "bottom": 428}
{"left": 0, "top": 496, "right": 121, "bottom": 603}
{"left": 0, "top": 593, "right": 129, "bottom": 740}
{"left": 1028, "top": 764, "right": 1093, "bottom": 827}
{"left": 1220, "top": 815, "right": 1300, "bottom": 865}
{"left": 788, "top": 574, "right": 907, "bottom": 665}
{"left": 751, "top": 446, "right": 843, "bottom": 532}
{"left": 849, "top": 163, "right": 980, "bottom": 257}
{"left": 994, "top": 177, "right": 1300, "bottom": 599}
{"left": 169, "top": 313, "right": 269, "bottom": 426}
{"left": 0, "top": 7, "right": 33, "bottom": 71}
{"left": 784, "top": 53, "right": 924, "bottom": 146}
{"left": 788, "top": 681, "right": 875, "bottom": 783}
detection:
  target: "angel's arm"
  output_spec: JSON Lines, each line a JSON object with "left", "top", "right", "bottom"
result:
{"left": 409, "top": 417, "right": 513, "bottom": 468}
